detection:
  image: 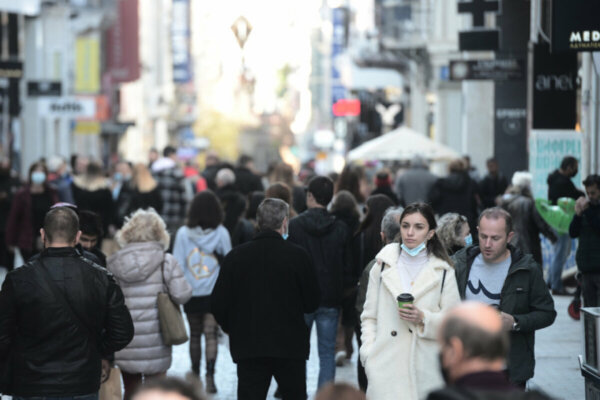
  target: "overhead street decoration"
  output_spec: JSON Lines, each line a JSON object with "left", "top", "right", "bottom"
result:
{"left": 449, "top": 59, "right": 524, "bottom": 81}
{"left": 231, "top": 16, "right": 252, "bottom": 49}
{"left": 457, "top": 0, "right": 501, "bottom": 51}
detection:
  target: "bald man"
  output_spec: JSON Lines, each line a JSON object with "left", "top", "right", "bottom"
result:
{"left": 427, "top": 302, "right": 552, "bottom": 400}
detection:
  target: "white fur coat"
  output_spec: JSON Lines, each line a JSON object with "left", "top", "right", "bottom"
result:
{"left": 360, "top": 243, "right": 461, "bottom": 400}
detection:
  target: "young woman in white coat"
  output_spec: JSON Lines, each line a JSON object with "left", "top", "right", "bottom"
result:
{"left": 360, "top": 202, "right": 461, "bottom": 400}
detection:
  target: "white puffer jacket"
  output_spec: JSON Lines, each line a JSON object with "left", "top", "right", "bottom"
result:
{"left": 108, "top": 241, "right": 192, "bottom": 374}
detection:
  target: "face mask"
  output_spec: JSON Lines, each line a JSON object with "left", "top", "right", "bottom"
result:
{"left": 113, "top": 172, "right": 123, "bottom": 182}
{"left": 464, "top": 234, "right": 473, "bottom": 247}
{"left": 282, "top": 233, "right": 289, "bottom": 240}
{"left": 401, "top": 241, "right": 427, "bottom": 257}
{"left": 31, "top": 171, "right": 46, "bottom": 185}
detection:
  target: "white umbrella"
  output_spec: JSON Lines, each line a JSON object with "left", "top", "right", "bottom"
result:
{"left": 347, "top": 126, "right": 460, "bottom": 162}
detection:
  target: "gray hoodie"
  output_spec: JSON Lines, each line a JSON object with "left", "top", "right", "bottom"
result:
{"left": 107, "top": 241, "right": 192, "bottom": 374}
{"left": 173, "top": 225, "right": 232, "bottom": 297}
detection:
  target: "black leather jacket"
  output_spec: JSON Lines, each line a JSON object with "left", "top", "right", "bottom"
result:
{"left": 0, "top": 247, "right": 134, "bottom": 396}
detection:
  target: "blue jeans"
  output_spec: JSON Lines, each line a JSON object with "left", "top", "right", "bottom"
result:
{"left": 14, "top": 394, "right": 98, "bottom": 400}
{"left": 548, "top": 233, "right": 572, "bottom": 291}
{"left": 305, "top": 307, "right": 340, "bottom": 390}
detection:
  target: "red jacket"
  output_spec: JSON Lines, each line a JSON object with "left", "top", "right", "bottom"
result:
{"left": 5, "top": 186, "right": 58, "bottom": 251}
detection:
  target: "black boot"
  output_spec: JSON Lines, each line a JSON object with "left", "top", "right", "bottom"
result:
{"left": 205, "top": 360, "right": 217, "bottom": 394}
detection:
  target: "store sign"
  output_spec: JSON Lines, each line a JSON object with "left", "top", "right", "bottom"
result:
{"left": 331, "top": 8, "right": 348, "bottom": 109}
{"left": 0, "top": 0, "right": 40, "bottom": 15}
{"left": 172, "top": 0, "right": 192, "bottom": 83}
{"left": 75, "top": 36, "right": 100, "bottom": 93}
{"left": 529, "top": 130, "right": 582, "bottom": 199}
{"left": 74, "top": 121, "right": 101, "bottom": 135}
{"left": 27, "top": 81, "right": 61, "bottom": 97}
{"left": 38, "top": 97, "right": 96, "bottom": 118}
{"left": 457, "top": 0, "right": 501, "bottom": 51}
{"left": 532, "top": 43, "right": 577, "bottom": 129}
{"left": 0, "top": 61, "right": 23, "bottom": 79}
{"left": 106, "top": 0, "right": 140, "bottom": 83}
{"left": 552, "top": 0, "right": 600, "bottom": 52}
{"left": 449, "top": 59, "right": 524, "bottom": 81}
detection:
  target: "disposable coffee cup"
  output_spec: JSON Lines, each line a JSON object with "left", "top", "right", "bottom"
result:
{"left": 397, "top": 293, "right": 414, "bottom": 308}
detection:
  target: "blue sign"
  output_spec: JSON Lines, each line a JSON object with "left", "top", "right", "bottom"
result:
{"left": 172, "top": 0, "right": 192, "bottom": 83}
{"left": 331, "top": 8, "right": 347, "bottom": 110}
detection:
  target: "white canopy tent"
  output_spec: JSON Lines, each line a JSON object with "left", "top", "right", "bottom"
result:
{"left": 347, "top": 126, "right": 460, "bottom": 162}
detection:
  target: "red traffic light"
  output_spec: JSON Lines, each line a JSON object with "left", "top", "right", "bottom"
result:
{"left": 332, "top": 99, "right": 360, "bottom": 117}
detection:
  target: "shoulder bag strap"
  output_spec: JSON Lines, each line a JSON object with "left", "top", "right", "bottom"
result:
{"left": 35, "top": 258, "right": 93, "bottom": 338}
{"left": 439, "top": 269, "right": 447, "bottom": 308}
{"left": 160, "top": 253, "right": 168, "bottom": 294}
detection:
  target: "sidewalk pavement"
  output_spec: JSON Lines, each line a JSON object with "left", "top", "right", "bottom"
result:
{"left": 168, "top": 294, "right": 585, "bottom": 400}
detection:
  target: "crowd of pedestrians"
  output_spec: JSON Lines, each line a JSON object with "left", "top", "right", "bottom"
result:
{"left": 0, "top": 148, "right": 594, "bottom": 400}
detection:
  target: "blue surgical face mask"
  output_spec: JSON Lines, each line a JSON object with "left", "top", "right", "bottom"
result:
{"left": 282, "top": 233, "right": 289, "bottom": 240}
{"left": 401, "top": 241, "right": 427, "bottom": 257}
{"left": 31, "top": 171, "right": 46, "bottom": 185}
{"left": 464, "top": 234, "right": 473, "bottom": 247}
{"left": 113, "top": 172, "right": 123, "bottom": 182}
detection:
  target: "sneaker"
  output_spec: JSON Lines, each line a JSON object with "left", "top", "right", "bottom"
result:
{"left": 335, "top": 351, "right": 347, "bottom": 367}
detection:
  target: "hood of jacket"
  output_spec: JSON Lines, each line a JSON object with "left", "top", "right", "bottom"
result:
{"left": 73, "top": 175, "right": 109, "bottom": 191}
{"left": 108, "top": 241, "right": 165, "bottom": 283}
{"left": 296, "top": 208, "right": 337, "bottom": 237}
{"left": 439, "top": 172, "right": 469, "bottom": 192}
{"left": 178, "top": 225, "right": 226, "bottom": 254}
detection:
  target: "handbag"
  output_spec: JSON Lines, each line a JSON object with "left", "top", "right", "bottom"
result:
{"left": 157, "top": 256, "right": 189, "bottom": 346}
{"left": 99, "top": 367, "right": 122, "bottom": 400}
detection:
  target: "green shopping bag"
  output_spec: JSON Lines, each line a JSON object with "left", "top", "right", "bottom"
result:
{"left": 535, "top": 197, "right": 576, "bottom": 235}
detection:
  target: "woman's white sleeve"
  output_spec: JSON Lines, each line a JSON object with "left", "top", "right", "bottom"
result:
{"left": 417, "top": 269, "right": 461, "bottom": 339}
{"left": 359, "top": 262, "right": 381, "bottom": 365}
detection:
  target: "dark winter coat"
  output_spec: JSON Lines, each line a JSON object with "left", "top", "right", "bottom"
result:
{"left": 371, "top": 186, "right": 399, "bottom": 205}
{"left": 0, "top": 247, "right": 134, "bottom": 396}
{"left": 152, "top": 160, "right": 187, "bottom": 231}
{"left": 71, "top": 177, "right": 114, "bottom": 236}
{"left": 288, "top": 208, "right": 353, "bottom": 307}
{"left": 211, "top": 231, "right": 320, "bottom": 361}
{"left": 234, "top": 166, "right": 264, "bottom": 195}
{"left": 113, "top": 182, "right": 134, "bottom": 228}
{"left": 5, "top": 186, "right": 59, "bottom": 252}
{"left": 0, "top": 174, "right": 21, "bottom": 233}
{"left": 429, "top": 172, "right": 479, "bottom": 233}
{"left": 479, "top": 173, "right": 508, "bottom": 208}
{"left": 427, "top": 371, "right": 552, "bottom": 400}
{"left": 127, "top": 187, "right": 164, "bottom": 216}
{"left": 500, "top": 194, "right": 557, "bottom": 265}
{"left": 547, "top": 170, "right": 584, "bottom": 204}
{"left": 452, "top": 245, "right": 556, "bottom": 384}
{"left": 569, "top": 203, "right": 600, "bottom": 274}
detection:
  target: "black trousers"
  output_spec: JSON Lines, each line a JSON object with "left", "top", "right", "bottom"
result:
{"left": 582, "top": 272, "right": 600, "bottom": 307}
{"left": 237, "top": 358, "right": 306, "bottom": 400}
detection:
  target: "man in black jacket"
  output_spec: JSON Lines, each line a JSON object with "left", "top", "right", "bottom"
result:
{"left": 212, "top": 198, "right": 320, "bottom": 399}
{"left": 452, "top": 208, "right": 556, "bottom": 387}
{"left": 234, "top": 154, "right": 264, "bottom": 195}
{"left": 547, "top": 156, "right": 585, "bottom": 294}
{"left": 570, "top": 175, "right": 600, "bottom": 306}
{"left": 288, "top": 176, "right": 353, "bottom": 390}
{"left": 0, "top": 207, "right": 134, "bottom": 398}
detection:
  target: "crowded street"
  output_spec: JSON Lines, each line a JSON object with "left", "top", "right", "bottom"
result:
{"left": 1, "top": 1, "right": 600, "bottom": 400}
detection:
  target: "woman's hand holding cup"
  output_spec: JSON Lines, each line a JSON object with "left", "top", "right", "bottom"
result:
{"left": 397, "top": 293, "right": 423, "bottom": 324}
